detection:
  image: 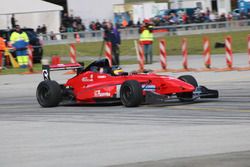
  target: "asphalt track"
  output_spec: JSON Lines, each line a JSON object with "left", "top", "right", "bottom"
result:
{"left": 0, "top": 56, "right": 250, "bottom": 167}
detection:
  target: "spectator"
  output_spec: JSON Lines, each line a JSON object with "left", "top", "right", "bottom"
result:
{"left": 182, "top": 12, "right": 188, "bottom": 24}
{"left": 49, "top": 31, "right": 57, "bottom": 40}
{"left": 36, "top": 25, "right": 42, "bottom": 34}
{"left": 75, "top": 16, "right": 82, "bottom": 25}
{"left": 128, "top": 20, "right": 134, "bottom": 27}
{"left": 41, "top": 24, "right": 47, "bottom": 34}
{"left": 62, "top": 13, "right": 70, "bottom": 28}
{"left": 89, "top": 21, "right": 96, "bottom": 37}
{"left": 95, "top": 20, "right": 102, "bottom": 30}
{"left": 11, "top": 14, "right": 17, "bottom": 29}
{"left": 169, "top": 13, "right": 179, "bottom": 24}
{"left": 220, "top": 13, "right": 227, "bottom": 21}
{"left": 139, "top": 19, "right": 154, "bottom": 64}
{"left": 206, "top": 7, "right": 211, "bottom": 17}
{"left": 59, "top": 24, "right": 67, "bottom": 39}
{"left": 10, "top": 25, "right": 29, "bottom": 68}
{"left": 122, "top": 17, "right": 128, "bottom": 28}
{"left": 247, "top": 12, "right": 250, "bottom": 19}
{"left": 137, "top": 19, "right": 141, "bottom": 27}
{"left": 103, "top": 21, "right": 121, "bottom": 65}
{"left": 77, "top": 23, "right": 85, "bottom": 32}
{"left": 72, "top": 21, "right": 78, "bottom": 32}
{"left": 209, "top": 12, "right": 216, "bottom": 22}
{"left": 68, "top": 14, "right": 74, "bottom": 26}
{"left": 227, "top": 12, "right": 233, "bottom": 21}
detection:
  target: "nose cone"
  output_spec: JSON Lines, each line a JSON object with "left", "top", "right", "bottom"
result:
{"left": 179, "top": 82, "right": 195, "bottom": 92}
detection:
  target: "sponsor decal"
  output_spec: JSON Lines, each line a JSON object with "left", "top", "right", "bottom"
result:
{"left": 82, "top": 74, "right": 94, "bottom": 82}
{"left": 116, "top": 85, "right": 121, "bottom": 98}
{"left": 42, "top": 70, "right": 49, "bottom": 80}
{"left": 142, "top": 85, "right": 156, "bottom": 91}
{"left": 97, "top": 75, "right": 107, "bottom": 79}
{"left": 94, "top": 90, "right": 111, "bottom": 97}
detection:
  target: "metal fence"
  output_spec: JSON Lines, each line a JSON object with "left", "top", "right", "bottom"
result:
{"left": 39, "top": 19, "right": 250, "bottom": 46}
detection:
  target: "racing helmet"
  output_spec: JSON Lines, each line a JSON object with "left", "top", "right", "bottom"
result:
{"left": 112, "top": 65, "right": 124, "bottom": 75}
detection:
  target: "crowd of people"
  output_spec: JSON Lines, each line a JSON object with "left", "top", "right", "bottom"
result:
{"left": 35, "top": 9, "right": 250, "bottom": 39}
{"left": 151, "top": 7, "right": 250, "bottom": 26}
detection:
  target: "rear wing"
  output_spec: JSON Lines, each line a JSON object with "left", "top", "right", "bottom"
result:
{"left": 42, "top": 63, "right": 83, "bottom": 80}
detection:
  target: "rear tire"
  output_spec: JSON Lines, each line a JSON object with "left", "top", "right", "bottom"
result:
{"left": 120, "top": 80, "right": 143, "bottom": 107}
{"left": 177, "top": 75, "right": 198, "bottom": 101}
{"left": 36, "top": 80, "right": 62, "bottom": 107}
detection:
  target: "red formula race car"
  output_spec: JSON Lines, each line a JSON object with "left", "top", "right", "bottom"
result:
{"left": 36, "top": 59, "right": 219, "bottom": 107}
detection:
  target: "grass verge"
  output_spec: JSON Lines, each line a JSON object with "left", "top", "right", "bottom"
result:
{"left": 43, "top": 30, "right": 250, "bottom": 57}
{"left": 1, "top": 30, "right": 249, "bottom": 75}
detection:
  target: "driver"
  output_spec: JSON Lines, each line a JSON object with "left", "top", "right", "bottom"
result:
{"left": 90, "top": 66, "right": 112, "bottom": 74}
{"left": 112, "top": 66, "right": 127, "bottom": 75}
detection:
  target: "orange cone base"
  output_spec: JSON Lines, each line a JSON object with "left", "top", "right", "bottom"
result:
{"left": 153, "top": 68, "right": 179, "bottom": 73}
{"left": 173, "top": 68, "right": 198, "bottom": 73}
{"left": 214, "top": 67, "right": 239, "bottom": 72}
{"left": 146, "top": 66, "right": 249, "bottom": 73}
{"left": 196, "top": 67, "right": 219, "bottom": 72}
{"left": 237, "top": 66, "right": 250, "bottom": 71}
{"left": 22, "top": 70, "right": 40, "bottom": 75}
{"left": 64, "top": 70, "right": 76, "bottom": 75}
{"left": 136, "top": 69, "right": 154, "bottom": 73}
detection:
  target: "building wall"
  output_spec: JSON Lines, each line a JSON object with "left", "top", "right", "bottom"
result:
{"left": 172, "top": 0, "right": 209, "bottom": 9}
{"left": 217, "top": 0, "right": 231, "bottom": 14}
{"left": 67, "top": 0, "right": 124, "bottom": 25}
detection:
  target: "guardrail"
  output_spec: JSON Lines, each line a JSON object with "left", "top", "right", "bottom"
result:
{"left": 39, "top": 19, "right": 250, "bottom": 46}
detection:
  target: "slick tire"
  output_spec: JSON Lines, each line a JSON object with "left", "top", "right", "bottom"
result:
{"left": 36, "top": 80, "right": 62, "bottom": 107}
{"left": 120, "top": 80, "right": 143, "bottom": 107}
{"left": 177, "top": 75, "right": 198, "bottom": 102}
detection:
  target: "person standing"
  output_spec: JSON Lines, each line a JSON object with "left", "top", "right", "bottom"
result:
{"left": 103, "top": 22, "right": 121, "bottom": 65}
{"left": 10, "top": 25, "right": 29, "bottom": 68}
{"left": 11, "top": 14, "right": 17, "bottom": 29}
{"left": 139, "top": 19, "right": 154, "bottom": 64}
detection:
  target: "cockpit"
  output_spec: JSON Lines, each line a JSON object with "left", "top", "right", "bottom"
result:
{"left": 83, "top": 58, "right": 127, "bottom": 76}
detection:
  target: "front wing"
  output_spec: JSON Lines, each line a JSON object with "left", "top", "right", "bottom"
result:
{"left": 145, "top": 86, "right": 219, "bottom": 104}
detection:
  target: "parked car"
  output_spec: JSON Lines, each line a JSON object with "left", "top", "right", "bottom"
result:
{"left": 0, "top": 28, "right": 43, "bottom": 63}
{"left": 152, "top": 8, "right": 198, "bottom": 24}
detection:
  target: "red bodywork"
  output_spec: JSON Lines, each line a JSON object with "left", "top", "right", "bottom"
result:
{"left": 65, "top": 71, "right": 195, "bottom": 103}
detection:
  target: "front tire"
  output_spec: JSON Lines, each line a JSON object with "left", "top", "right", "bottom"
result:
{"left": 177, "top": 75, "right": 198, "bottom": 101}
{"left": 120, "top": 80, "right": 143, "bottom": 107}
{"left": 36, "top": 80, "right": 62, "bottom": 107}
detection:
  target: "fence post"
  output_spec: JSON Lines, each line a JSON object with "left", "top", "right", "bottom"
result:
{"left": 159, "top": 39, "right": 167, "bottom": 70}
{"left": 203, "top": 37, "right": 211, "bottom": 68}
{"left": 248, "top": 35, "right": 250, "bottom": 65}
{"left": 182, "top": 38, "right": 188, "bottom": 69}
{"left": 27, "top": 45, "right": 34, "bottom": 73}
{"left": 105, "top": 42, "right": 112, "bottom": 67}
{"left": 225, "top": 36, "right": 233, "bottom": 68}
{"left": 70, "top": 43, "right": 77, "bottom": 64}
{"left": 134, "top": 40, "right": 144, "bottom": 72}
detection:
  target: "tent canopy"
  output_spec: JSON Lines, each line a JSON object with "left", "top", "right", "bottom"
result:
{"left": 0, "top": 0, "right": 63, "bottom": 15}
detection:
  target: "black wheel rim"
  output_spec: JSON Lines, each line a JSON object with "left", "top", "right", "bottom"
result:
{"left": 122, "top": 85, "right": 132, "bottom": 103}
{"left": 39, "top": 86, "right": 50, "bottom": 103}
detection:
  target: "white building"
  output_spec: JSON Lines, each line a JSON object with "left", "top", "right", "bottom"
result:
{"left": 67, "top": 0, "right": 124, "bottom": 25}
{"left": 171, "top": 0, "right": 232, "bottom": 15}
{"left": 0, "top": 0, "right": 62, "bottom": 33}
